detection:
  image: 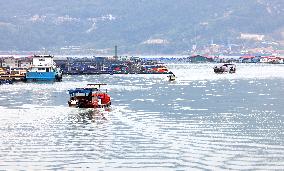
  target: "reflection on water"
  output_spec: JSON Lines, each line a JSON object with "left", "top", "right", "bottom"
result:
{"left": 70, "top": 109, "right": 109, "bottom": 124}
{"left": 0, "top": 64, "right": 283, "bottom": 170}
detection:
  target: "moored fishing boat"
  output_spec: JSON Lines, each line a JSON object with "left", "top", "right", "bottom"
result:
{"left": 26, "top": 55, "right": 62, "bottom": 81}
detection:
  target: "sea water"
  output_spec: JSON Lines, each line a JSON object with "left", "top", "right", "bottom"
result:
{"left": 0, "top": 63, "right": 283, "bottom": 170}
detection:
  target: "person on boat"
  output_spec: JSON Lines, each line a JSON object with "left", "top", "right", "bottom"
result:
{"left": 168, "top": 74, "right": 176, "bottom": 81}
{"left": 87, "top": 91, "right": 93, "bottom": 101}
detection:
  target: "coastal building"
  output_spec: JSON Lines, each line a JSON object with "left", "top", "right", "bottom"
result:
{"left": 54, "top": 57, "right": 68, "bottom": 71}
{"left": 18, "top": 57, "right": 32, "bottom": 68}
{"left": 0, "top": 56, "right": 19, "bottom": 68}
{"left": 0, "top": 56, "right": 32, "bottom": 68}
{"left": 260, "top": 56, "right": 283, "bottom": 64}
{"left": 276, "top": 56, "right": 284, "bottom": 64}
{"left": 240, "top": 33, "right": 264, "bottom": 41}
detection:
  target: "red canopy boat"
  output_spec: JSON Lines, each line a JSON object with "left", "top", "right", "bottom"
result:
{"left": 68, "top": 83, "right": 111, "bottom": 108}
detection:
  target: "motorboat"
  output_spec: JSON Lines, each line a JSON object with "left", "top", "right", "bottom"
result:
{"left": 167, "top": 74, "right": 176, "bottom": 81}
{"left": 68, "top": 83, "right": 111, "bottom": 108}
{"left": 213, "top": 63, "right": 236, "bottom": 74}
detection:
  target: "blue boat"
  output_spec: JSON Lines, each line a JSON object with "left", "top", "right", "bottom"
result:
{"left": 26, "top": 55, "right": 62, "bottom": 81}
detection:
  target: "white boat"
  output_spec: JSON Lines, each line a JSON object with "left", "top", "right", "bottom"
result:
{"left": 26, "top": 55, "right": 62, "bottom": 81}
{"left": 213, "top": 63, "right": 236, "bottom": 74}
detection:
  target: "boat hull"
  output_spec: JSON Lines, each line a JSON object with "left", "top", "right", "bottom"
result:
{"left": 68, "top": 100, "right": 111, "bottom": 108}
{"left": 26, "top": 72, "right": 56, "bottom": 81}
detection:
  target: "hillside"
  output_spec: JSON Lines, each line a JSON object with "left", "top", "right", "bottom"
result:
{"left": 0, "top": 0, "right": 283, "bottom": 54}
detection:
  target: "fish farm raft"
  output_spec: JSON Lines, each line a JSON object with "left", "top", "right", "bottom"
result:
{"left": 54, "top": 56, "right": 173, "bottom": 75}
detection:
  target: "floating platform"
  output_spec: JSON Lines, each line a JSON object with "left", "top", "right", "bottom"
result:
{"left": 0, "top": 75, "right": 26, "bottom": 81}
{"left": 64, "top": 71, "right": 173, "bottom": 75}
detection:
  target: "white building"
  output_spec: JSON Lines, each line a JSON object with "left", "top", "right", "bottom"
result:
{"left": 240, "top": 33, "right": 265, "bottom": 41}
{"left": 260, "top": 56, "right": 283, "bottom": 63}
{"left": 1, "top": 57, "right": 19, "bottom": 68}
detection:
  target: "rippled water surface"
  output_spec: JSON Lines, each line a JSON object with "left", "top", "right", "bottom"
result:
{"left": 0, "top": 64, "right": 283, "bottom": 170}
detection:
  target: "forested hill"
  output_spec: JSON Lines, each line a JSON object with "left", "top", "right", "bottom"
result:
{"left": 0, "top": 0, "right": 283, "bottom": 54}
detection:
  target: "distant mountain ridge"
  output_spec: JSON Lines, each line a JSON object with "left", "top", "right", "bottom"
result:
{"left": 0, "top": 0, "right": 283, "bottom": 54}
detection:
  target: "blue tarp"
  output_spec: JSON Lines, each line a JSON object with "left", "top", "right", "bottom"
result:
{"left": 68, "top": 88, "right": 92, "bottom": 94}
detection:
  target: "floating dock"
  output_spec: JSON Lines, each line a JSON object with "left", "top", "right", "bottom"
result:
{"left": 0, "top": 75, "right": 26, "bottom": 81}
{"left": 64, "top": 71, "right": 173, "bottom": 75}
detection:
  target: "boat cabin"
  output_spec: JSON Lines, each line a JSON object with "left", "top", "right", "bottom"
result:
{"left": 32, "top": 55, "right": 54, "bottom": 66}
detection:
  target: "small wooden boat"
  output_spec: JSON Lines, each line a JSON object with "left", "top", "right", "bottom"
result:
{"left": 167, "top": 74, "right": 176, "bottom": 81}
{"left": 213, "top": 63, "right": 236, "bottom": 74}
{"left": 68, "top": 83, "right": 111, "bottom": 108}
